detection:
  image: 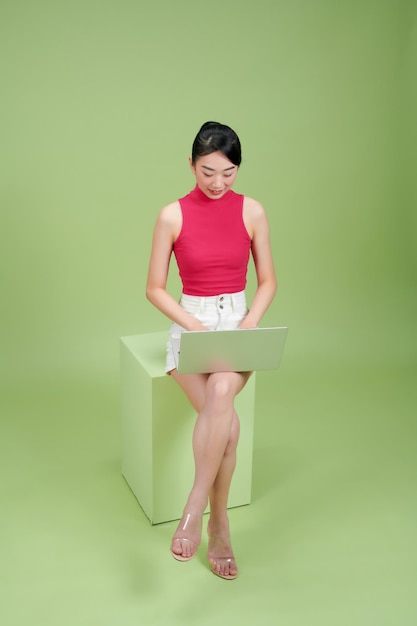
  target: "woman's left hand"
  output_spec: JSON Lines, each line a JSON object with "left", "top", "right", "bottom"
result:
{"left": 238, "top": 313, "right": 259, "bottom": 330}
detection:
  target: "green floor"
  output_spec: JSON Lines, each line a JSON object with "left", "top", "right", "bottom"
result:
{"left": 1, "top": 360, "right": 416, "bottom": 626}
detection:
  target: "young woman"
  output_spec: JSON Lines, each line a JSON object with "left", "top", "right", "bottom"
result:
{"left": 146, "top": 121, "right": 277, "bottom": 579}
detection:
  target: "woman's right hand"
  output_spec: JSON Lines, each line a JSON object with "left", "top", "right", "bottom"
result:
{"left": 187, "top": 317, "right": 210, "bottom": 332}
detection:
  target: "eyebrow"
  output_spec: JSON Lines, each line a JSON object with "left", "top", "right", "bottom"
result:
{"left": 201, "top": 164, "right": 236, "bottom": 172}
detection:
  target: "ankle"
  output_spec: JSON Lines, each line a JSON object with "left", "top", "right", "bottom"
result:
{"left": 184, "top": 494, "right": 208, "bottom": 518}
{"left": 208, "top": 514, "right": 230, "bottom": 536}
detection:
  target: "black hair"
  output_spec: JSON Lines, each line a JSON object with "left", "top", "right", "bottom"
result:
{"left": 191, "top": 121, "right": 242, "bottom": 166}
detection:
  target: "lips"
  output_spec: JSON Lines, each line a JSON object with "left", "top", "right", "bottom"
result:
{"left": 210, "top": 189, "right": 223, "bottom": 196}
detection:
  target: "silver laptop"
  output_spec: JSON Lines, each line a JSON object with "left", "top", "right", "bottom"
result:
{"left": 171, "top": 327, "right": 288, "bottom": 374}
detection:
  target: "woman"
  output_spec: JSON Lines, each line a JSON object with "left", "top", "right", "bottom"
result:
{"left": 146, "top": 121, "right": 277, "bottom": 579}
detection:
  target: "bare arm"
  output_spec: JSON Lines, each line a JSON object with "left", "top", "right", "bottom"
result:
{"left": 145, "top": 202, "right": 208, "bottom": 331}
{"left": 240, "top": 197, "right": 277, "bottom": 329}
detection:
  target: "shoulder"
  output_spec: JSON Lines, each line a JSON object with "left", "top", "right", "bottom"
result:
{"left": 158, "top": 200, "right": 182, "bottom": 224}
{"left": 242, "top": 196, "right": 269, "bottom": 236}
{"left": 243, "top": 196, "right": 266, "bottom": 217}
{"left": 154, "top": 201, "right": 182, "bottom": 240}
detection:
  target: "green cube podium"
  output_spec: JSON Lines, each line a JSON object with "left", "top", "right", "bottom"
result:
{"left": 120, "top": 332, "right": 256, "bottom": 524}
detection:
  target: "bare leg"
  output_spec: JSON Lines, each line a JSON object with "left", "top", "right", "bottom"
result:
{"left": 173, "top": 369, "right": 249, "bottom": 512}
{"left": 209, "top": 412, "right": 240, "bottom": 516}
{"left": 170, "top": 369, "right": 250, "bottom": 567}
{"left": 169, "top": 371, "right": 208, "bottom": 560}
{"left": 207, "top": 412, "right": 240, "bottom": 579}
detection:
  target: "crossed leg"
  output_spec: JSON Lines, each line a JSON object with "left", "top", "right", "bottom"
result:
{"left": 170, "top": 368, "right": 251, "bottom": 578}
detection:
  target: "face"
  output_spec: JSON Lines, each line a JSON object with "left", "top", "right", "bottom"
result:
{"left": 190, "top": 151, "right": 238, "bottom": 200}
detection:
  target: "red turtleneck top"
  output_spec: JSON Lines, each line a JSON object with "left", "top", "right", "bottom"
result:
{"left": 173, "top": 185, "right": 252, "bottom": 296}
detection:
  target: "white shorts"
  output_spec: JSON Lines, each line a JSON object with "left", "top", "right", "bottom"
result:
{"left": 165, "top": 291, "right": 248, "bottom": 373}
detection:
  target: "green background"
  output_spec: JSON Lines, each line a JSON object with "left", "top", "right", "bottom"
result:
{"left": 1, "top": 1, "right": 416, "bottom": 625}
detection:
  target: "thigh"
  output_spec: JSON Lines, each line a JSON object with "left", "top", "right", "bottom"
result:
{"left": 170, "top": 370, "right": 209, "bottom": 413}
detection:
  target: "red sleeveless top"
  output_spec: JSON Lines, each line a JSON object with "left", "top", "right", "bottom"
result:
{"left": 173, "top": 185, "right": 252, "bottom": 296}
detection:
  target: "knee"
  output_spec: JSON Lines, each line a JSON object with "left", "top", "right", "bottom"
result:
{"left": 207, "top": 374, "right": 234, "bottom": 403}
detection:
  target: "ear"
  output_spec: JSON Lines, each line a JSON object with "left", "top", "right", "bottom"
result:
{"left": 189, "top": 156, "right": 196, "bottom": 174}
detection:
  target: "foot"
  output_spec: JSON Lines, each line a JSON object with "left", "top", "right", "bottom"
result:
{"left": 170, "top": 512, "right": 202, "bottom": 562}
{"left": 207, "top": 518, "right": 238, "bottom": 580}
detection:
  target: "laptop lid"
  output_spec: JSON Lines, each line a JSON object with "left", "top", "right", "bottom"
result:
{"left": 171, "top": 327, "right": 288, "bottom": 374}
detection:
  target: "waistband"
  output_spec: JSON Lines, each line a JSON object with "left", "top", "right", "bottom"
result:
{"left": 180, "top": 290, "right": 246, "bottom": 311}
